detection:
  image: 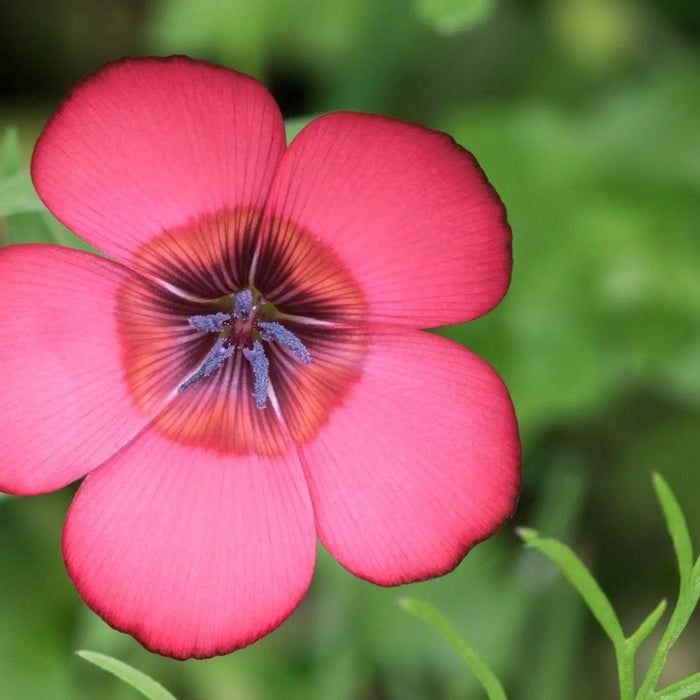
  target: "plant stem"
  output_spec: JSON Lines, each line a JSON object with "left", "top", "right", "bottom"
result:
{"left": 616, "top": 640, "right": 636, "bottom": 700}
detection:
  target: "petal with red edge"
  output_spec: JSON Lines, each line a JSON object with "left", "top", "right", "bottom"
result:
{"left": 32, "top": 57, "right": 285, "bottom": 273}
{"left": 0, "top": 245, "right": 172, "bottom": 495}
{"left": 299, "top": 328, "right": 520, "bottom": 585}
{"left": 264, "top": 113, "right": 512, "bottom": 328}
{"left": 63, "top": 430, "right": 316, "bottom": 659}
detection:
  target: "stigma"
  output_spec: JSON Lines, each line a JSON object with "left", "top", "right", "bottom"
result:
{"left": 177, "top": 289, "right": 311, "bottom": 409}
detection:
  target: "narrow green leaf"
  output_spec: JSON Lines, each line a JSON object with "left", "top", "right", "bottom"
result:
{"left": 6, "top": 210, "right": 61, "bottom": 245}
{"left": 515, "top": 527, "right": 538, "bottom": 544}
{"left": 654, "top": 672, "right": 700, "bottom": 700}
{"left": 637, "top": 476, "right": 699, "bottom": 699}
{"left": 397, "top": 597, "right": 508, "bottom": 700}
{"left": 628, "top": 599, "right": 667, "bottom": 651}
{"left": 516, "top": 528, "right": 625, "bottom": 646}
{"left": 0, "top": 171, "right": 45, "bottom": 216}
{"left": 652, "top": 472, "right": 693, "bottom": 585}
{"left": 44, "top": 212, "right": 100, "bottom": 252}
{"left": 688, "top": 555, "right": 700, "bottom": 610}
{"left": 284, "top": 115, "right": 316, "bottom": 143}
{"left": 76, "top": 650, "right": 177, "bottom": 700}
{"left": 672, "top": 555, "right": 700, "bottom": 646}
{"left": 416, "top": 0, "right": 496, "bottom": 35}
{"left": 1, "top": 127, "right": 22, "bottom": 177}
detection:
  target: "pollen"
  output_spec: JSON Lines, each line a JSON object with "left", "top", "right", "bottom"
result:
{"left": 177, "top": 289, "right": 311, "bottom": 408}
{"left": 242, "top": 340, "right": 270, "bottom": 409}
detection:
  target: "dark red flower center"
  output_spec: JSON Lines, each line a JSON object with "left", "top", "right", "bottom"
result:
{"left": 117, "top": 207, "right": 369, "bottom": 456}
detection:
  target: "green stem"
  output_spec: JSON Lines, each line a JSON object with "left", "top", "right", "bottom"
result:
{"left": 616, "top": 640, "right": 636, "bottom": 700}
{"left": 636, "top": 602, "right": 684, "bottom": 699}
{"left": 637, "top": 565, "right": 700, "bottom": 698}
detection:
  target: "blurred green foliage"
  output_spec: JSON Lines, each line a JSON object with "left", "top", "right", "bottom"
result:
{"left": 1, "top": 0, "right": 699, "bottom": 698}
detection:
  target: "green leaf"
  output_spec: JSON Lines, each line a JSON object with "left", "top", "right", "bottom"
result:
{"left": 416, "top": 0, "right": 496, "bottom": 34}
{"left": 1, "top": 127, "right": 22, "bottom": 177}
{"left": 652, "top": 472, "right": 693, "bottom": 585}
{"left": 284, "top": 115, "right": 316, "bottom": 143}
{"left": 654, "top": 672, "right": 700, "bottom": 700}
{"left": 0, "top": 129, "right": 45, "bottom": 218}
{"left": 0, "top": 171, "right": 44, "bottom": 216}
{"left": 76, "top": 650, "right": 177, "bottom": 700}
{"left": 628, "top": 599, "right": 667, "bottom": 652}
{"left": 637, "top": 475, "right": 700, "bottom": 699}
{"left": 397, "top": 597, "right": 508, "bottom": 700}
{"left": 516, "top": 528, "right": 625, "bottom": 646}
{"left": 673, "top": 555, "right": 700, "bottom": 646}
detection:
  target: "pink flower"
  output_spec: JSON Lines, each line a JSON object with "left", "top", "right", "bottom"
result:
{"left": 0, "top": 57, "right": 520, "bottom": 659}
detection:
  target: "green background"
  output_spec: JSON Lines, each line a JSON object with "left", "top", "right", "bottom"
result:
{"left": 1, "top": 0, "right": 699, "bottom": 698}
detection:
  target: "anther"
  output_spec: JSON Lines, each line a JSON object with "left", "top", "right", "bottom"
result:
{"left": 177, "top": 338, "right": 236, "bottom": 393}
{"left": 188, "top": 312, "right": 230, "bottom": 333}
{"left": 182, "top": 289, "right": 310, "bottom": 409}
{"left": 242, "top": 340, "right": 270, "bottom": 409}
{"left": 258, "top": 321, "right": 311, "bottom": 365}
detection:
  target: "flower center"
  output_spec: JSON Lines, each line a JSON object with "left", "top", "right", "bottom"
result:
{"left": 118, "top": 208, "right": 369, "bottom": 456}
{"left": 178, "top": 289, "right": 310, "bottom": 409}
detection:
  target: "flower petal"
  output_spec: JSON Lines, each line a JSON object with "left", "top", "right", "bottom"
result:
{"left": 263, "top": 112, "right": 512, "bottom": 328}
{"left": 0, "top": 245, "right": 171, "bottom": 495}
{"left": 63, "top": 430, "right": 316, "bottom": 659}
{"left": 32, "top": 57, "right": 285, "bottom": 272}
{"left": 299, "top": 328, "right": 520, "bottom": 585}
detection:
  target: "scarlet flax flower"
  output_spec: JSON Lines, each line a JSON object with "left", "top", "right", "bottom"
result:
{"left": 0, "top": 57, "right": 520, "bottom": 659}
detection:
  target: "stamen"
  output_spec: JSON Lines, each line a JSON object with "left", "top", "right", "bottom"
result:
{"left": 242, "top": 340, "right": 270, "bottom": 409}
{"left": 177, "top": 338, "right": 235, "bottom": 393}
{"left": 179, "top": 291, "right": 309, "bottom": 409}
{"left": 233, "top": 289, "right": 254, "bottom": 318}
{"left": 188, "top": 312, "right": 230, "bottom": 332}
{"left": 258, "top": 321, "right": 311, "bottom": 365}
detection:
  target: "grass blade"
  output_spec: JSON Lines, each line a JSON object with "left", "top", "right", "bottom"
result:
{"left": 652, "top": 473, "right": 693, "bottom": 585}
{"left": 654, "top": 672, "right": 700, "bottom": 700}
{"left": 284, "top": 115, "right": 316, "bottom": 143}
{"left": 629, "top": 599, "right": 667, "bottom": 652}
{"left": 76, "top": 650, "right": 177, "bottom": 700}
{"left": 1, "top": 127, "right": 22, "bottom": 176}
{"left": 397, "top": 597, "right": 507, "bottom": 700}
{"left": 517, "top": 528, "right": 625, "bottom": 646}
{"left": 0, "top": 172, "right": 44, "bottom": 216}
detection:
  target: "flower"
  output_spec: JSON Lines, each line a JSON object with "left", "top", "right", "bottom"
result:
{"left": 0, "top": 56, "right": 520, "bottom": 659}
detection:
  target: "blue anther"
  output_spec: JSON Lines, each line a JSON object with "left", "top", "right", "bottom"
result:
{"left": 258, "top": 321, "right": 311, "bottom": 365}
{"left": 188, "top": 312, "right": 230, "bottom": 333}
{"left": 233, "top": 289, "right": 254, "bottom": 318}
{"left": 242, "top": 340, "right": 270, "bottom": 409}
{"left": 177, "top": 338, "right": 235, "bottom": 393}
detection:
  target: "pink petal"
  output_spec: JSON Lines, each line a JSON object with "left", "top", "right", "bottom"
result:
{"left": 263, "top": 113, "right": 512, "bottom": 328}
{"left": 32, "top": 57, "right": 285, "bottom": 271}
{"left": 0, "top": 245, "right": 171, "bottom": 495}
{"left": 299, "top": 328, "right": 520, "bottom": 585}
{"left": 63, "top": 430, "right": 316, "bottom": 659}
